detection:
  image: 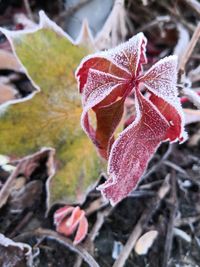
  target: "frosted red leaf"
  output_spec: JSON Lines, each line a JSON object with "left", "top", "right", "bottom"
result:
{"left": 76, "top": 32, "right": 186, "bottom": 205}
{"left": 98, "top": 88, "right": 170, "bottom": 204}
{"left": 54, "top": 205, "right": 88, "bottom": 245}
{"left": 76, "top": 32, "right": 147, "bottom": 159}
{"left": 138, "top": 56, "right": 185, "bottom": 142}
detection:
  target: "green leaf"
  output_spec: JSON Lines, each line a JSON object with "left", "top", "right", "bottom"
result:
{"left": 0, "top": 12, "right": 103, "bottom": 207}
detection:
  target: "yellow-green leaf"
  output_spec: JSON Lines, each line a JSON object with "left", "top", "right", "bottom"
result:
{"left": 0, "top": 12, "right": 103, "bottom": 207}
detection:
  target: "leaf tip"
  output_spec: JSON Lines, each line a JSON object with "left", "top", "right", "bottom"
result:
{"left": 38, "top": 10, "right": 50, "bottom": 27}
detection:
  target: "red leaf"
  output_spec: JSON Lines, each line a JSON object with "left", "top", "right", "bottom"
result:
{"left": 73, "top": 216, "right": 88, "bottom": 245}
{"left": 76, "top": 32, "right": 147, "bottom": 93}
{"left": 97, "top": 88, "right": 170, "bottom": 205}
{"left": 139, "top": 56, "right": 185, "bottom": 142}
{"left": 76, "top": 57, "right": 130, "bottom": 94}
{"left": 76, "top": 33, "right": 147, "bottom": 158}
{"left": 76, "top": 33, "right": 186, "bottom": 205}
{"left": 93, "top": 95, "right": 126, "bottom": 158}
{"left": 149, "top": 93, "right": 182, "bottom": 142}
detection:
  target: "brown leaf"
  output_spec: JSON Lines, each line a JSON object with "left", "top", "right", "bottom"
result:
{"left": 0, "top": 233, "right": 33, "bottom": 267}
{"left": 0, "top": 148, "right": 55, "bottom": 209}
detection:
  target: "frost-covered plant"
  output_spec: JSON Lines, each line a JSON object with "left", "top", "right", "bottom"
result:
{"left": 76, "top": 32, "right": 186, "bottom": 205}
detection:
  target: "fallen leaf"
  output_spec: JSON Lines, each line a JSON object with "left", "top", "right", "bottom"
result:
{"left": 0, "top": 233, "right": 33, "bottom": 267}
{"left": 9, "top": 180, "right": 43, "bottom": 213}
{"left": 0, "top": 11, "right": 103, "bottom": 208}
{"left": 0, "top": 148, "right": 54, "bottom": 209}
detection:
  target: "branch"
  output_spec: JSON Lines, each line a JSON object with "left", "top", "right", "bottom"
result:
{"left": 179, "top": 22, "right": 200, "bottom": 76}
{"left": 23, "top": 0, "right": 34, "bottom": 21}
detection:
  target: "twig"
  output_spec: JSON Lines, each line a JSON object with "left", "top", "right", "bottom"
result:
{"left": 139, "top": 179, "right": 163, "bottom": 190}
{"left": 85, "top": 197, "right": 109, "bottom": 216}
{"left": 9, "top": 212, "right": 33, "bottom": 238}
{"left": 162, "top": 172, "right": 177, "bottom": 267}
{"left": 174, "top": 24, "right": 190, "bottom": 59}
{"left": 136, "top": 15, "right": 171, "bottom": 33}
{"left": 23, "top": 0, "right": 34, "bottom": 21}
{"left": 18, "top": 228, "right": 100, "bottom": 267}
{"left": 177, "top": 23, "right": 200, "bottom": 109}
{"left": 188, "top": 65, "right": 200, "bottom": 83}
{"left": 90, "top": 207, "right": 112, "bottom": 242}
{"left": 158, "top": 1, "right": 195, "bottom": 32}
{"left": 175, "top": 214, "right": 200, "bottom": 227}
{"left": 179, "top": 22, "right": 200, "bottom": 75}
{"left": 74, "top": 257, "right": 83, "bottom": 267}
{"left": 163, "top": 160, "right": 188, "bottom": 176}
{"left": 112, "top": 174, "right": 171, "bottom": 267}
{"left": 182, "top": 0, "right": 200, "bottom": 16}
{"left": 181, "top": 87, "right": 200, "bottom": 109}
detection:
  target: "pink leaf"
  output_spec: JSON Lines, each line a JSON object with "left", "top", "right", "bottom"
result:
{"left": 73, "top": 216, "right": 88, "bottom": 245}
{"left": 55, "top": 206, "right": 84, "bottom": 237}
{"left": 54, "top": 206, "right": 88, "bottom": 245}
{"left": 97, "top": 88, "right": 170, "bottom": 205}
{"left": 66, "top": 207, "right": 84, "bottom": 228}
{"left": 54, "top": 206, "right": 74, "bottom": 226}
